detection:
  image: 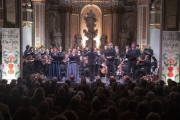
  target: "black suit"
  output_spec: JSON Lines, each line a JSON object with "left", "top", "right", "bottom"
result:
{"left": 139, "top": 53, "right": 146, "bottom": 60}
{"left": 84, "top": 51, "right": 97, "bottom": 81}
{"left": 144, "top": 49, "right": 153, "bottom": 61}
{"left": 101, "top": 50, "right": 107, "bottom": 55}
{"left": 137, "top": 49, "right": 140, "bottom": 56}
{"left": 135, "top": 59, "right": 151, "bottom": 78}
{"left": 126, "top": 48, "right": 138, "bottom": 80}
{"left": 105, "top": 48, "right": 116, "bottom": 78}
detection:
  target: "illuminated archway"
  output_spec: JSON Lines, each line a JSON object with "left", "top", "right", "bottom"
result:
{"left": 80, "top": 4, "right": 102, "bottom": 48}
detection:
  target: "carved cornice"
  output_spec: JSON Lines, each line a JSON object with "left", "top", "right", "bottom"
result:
{"left": 23, "top": 21, "right": 33, "bottom": 27}
{"left": 149, "top": 24, "right": 160, "bottom": 29}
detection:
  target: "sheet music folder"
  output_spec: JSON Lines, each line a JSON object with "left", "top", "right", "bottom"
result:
{"left": 104, "top": 52, "right": 115, "bottom": 57}
{"left": 53, "top": 56, "right": 64, "bottom": 62}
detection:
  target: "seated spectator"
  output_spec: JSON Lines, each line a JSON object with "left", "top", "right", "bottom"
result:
{"left": 62, "top": 110, "right": 78, "bottom": 120}
{"left": 118, "top": 98, "right": 128, "bottom": 115}
{"left": 53, "top": 115, "right": 67, "bottom": 120}
{"left": 96, "top": 110, "right": 111, "bottom": 120}
{"left": 66, "top": 98, "right": 87, "bottom": 120}
{"left": 119, "top": 100, "right": 138, "bottom": 120}
{"left": 146, "top": 112, "right": 161, "bottom": 120}
{"left": 45, "top": 98, "right": 58, "bottom": 118}
{"left": 16, "top": 77, "right": 27, "bottom": 93}
{"left": 44, "top": 81, "right": 51, "bottom": 97}
{"left": 14, "top": 97, "right": 37, "bottom": 118}
{"left": 136, "top": 103, "right": 149, "bottom": 120}
{"left": 32, "top": 101, "right": 52, "bottom": 120}
{"left": 156, "top": 87, "right": 168, "bottom": 103}
{"left": 28, "top": 81, "right": 40, "bottom": 97}
{"left": 107, "top": 106, "right": 119, "bottom": 120}
{"left": 150, "top": 100, "right": 165, "bottom": 120}
{"left": 31, "top": 87, "right": 45, "bottom": 108}
{"left": 88, "top": 100, "right": 101, "bottom": 120}
{"left": 8, "top": 88, "right": 22, "bottom": 117}
{"left": 65, "top": 80, "right": 75, "bottom": 93}
{"left": 143, "top": 91, "right": 155, "bottom": 105}
{"left": 128, "top": 83, "right": 136, "bottom": 99}
{"left": 55, "top": 88, "right": 69, "bottom": 112}
{"left": 77, "top": 91, "right": 90, "bottom": 111}
{"left": 13, "top": 108, "right": 32, "bottom": 120}
{"left": 0, "top": 92, "right": 10, "bottom": 120}
{"left": 134, "top": 89, "right": 146, "bottom": 103}
{"left": 16, "top": 86, "right": 25, "bottom": 99}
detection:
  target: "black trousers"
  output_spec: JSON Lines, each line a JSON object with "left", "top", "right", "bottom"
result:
{"left": 107, "top": 65, "right": 114, "bottom": 78}
{"left": 127, "top": 60, "right": 136, "bottom": 80}
{"left": 135, "top": 69, "right": 146, "bottom": 78}
{"left": 89, "top": 66, "right": 95, "bottom": 81}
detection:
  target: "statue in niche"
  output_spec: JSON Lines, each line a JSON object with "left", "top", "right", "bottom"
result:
{"left": 52, "top": 29, "right": 62, "bottom": 49}
{"left": 119, "top": 29, "right": 129, "bottom": 52}
{"left": 100, "top": 33, "right": 107, "bottom": 50}
{"left": 74, "top": 33, "right": 82, "bottom": 48}
{"left": 83, "top": 10, "right": 98, "bottom": 48}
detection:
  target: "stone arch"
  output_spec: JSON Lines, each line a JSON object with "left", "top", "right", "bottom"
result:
{"left": 80, "top": 4, "right": 102, "bottom": 48}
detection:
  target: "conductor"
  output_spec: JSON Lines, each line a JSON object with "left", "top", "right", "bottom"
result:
{"left": 84, "top": 48, "right": 97, "bottom": 81}
{"left": 106, "top": 43, "right": 116, "bottom": 78}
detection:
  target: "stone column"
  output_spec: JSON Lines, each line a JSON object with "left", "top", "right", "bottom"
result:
{"left": 65, "top": 10, "right": 70, "bottom": 50}
{"left": 137, "top": 0, "right": 151, "bottom": 48}
{"left": 32, "top": 0, "right": 45, "bottom": 48}
{"left": 113, "top": 10, "right": 118, "bottom": 45}
{"left": 69, "top": 11, "right": 72, "bottom": 49}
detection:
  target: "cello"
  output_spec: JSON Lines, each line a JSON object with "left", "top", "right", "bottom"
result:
{"left": 101, "top": 61, "right": 108, "bottom": 74}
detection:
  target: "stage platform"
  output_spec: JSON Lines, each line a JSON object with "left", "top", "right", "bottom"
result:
{"left": 56, "top": 77, "right": 124, "bottom": 88}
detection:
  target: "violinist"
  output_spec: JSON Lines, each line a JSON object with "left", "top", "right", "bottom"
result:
{"left": 138, "top": 49, "right": 146, "bottom": 60}
{"left": 83, "top": 56, "right": 89, "bottom": 77}
{"left": 117, "top": 57, "right": 124, "bottom": 76}
{"left": 144, "top": 44, "right": 154, "bottom": 61}
{"left": 45, "top": 49, "right": 50, "bottom": 57}
{"left": 101, "top": 46, "right": 107, "bottom": 55}
{"left": 83, "top": 47, "right": 89, "bottom": 55}
{"left": 34, "top": 54, "right": 44, "bottom": 74}
{"left": 41, "top": 48, "right": 45, "bottom": 57}
{"left": 135, "top": 55, "right": 151, "bottom": 78}
{"left": 30, "top": 47, "right": 35, "bottom": 58}
{"left": 63, "top": 54, "right": 69, "bottom": 66}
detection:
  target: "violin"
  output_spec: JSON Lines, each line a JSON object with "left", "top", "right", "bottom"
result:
{"left": 117, "top": 59, "right": 125, "bottom": 76}
{"left": 84, "top": 59, "right": 88, "bottom": 64}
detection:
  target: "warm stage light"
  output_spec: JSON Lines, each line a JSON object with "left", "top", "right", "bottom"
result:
{"left": 82, "top": 35, "right": 100, "bottom": 48}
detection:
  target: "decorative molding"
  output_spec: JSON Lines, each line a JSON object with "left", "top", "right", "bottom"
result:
{"left": 149, "top": 24, "right": 160, "bottom": 29}
{"left": 23, "top": 21, "right": 33, "bottom": 27}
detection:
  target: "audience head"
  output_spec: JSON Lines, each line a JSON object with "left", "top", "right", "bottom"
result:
{"left": 17, "top": 77, "right": 23, "bottom": 85}
{"left": 65, "top": 80, "right": 71, "bottom": 87}
{"left": 146, "top": 91, "right": 155, "bottom": 102}
{"left": 62, "top": 110, "right": 78, "bottom": 120}
{"left": 15, "top": 108, "right": 32, "bottom": 120}
{"left": 62, "top": 83, "right": 69, "bottom": 95}
{"left": 11, "top": 87, "right": 19, "bottom": 96}
{"left": 119, "top": 98, "right": 128, "bottom": 111}
{"left": 77, "top": 91, "right": 84, "bottom": 101}
{"left": 137, "top": 103, "right": 150, "bottom": 119}
{"left": 53, "top": 115, "right": 67, "bottom": 120}
{"left": 44, "top": 80, "right": 50, "bottom": 87}
{"left": 97, "top": 94, "right": 107, "bottom": 105}
{"left": 38, "top": 101, "right": 49, "bottom": 114}
{"left": 146, "top": 112, "right": 161, "bottom": 120}
{"left": 0, "top": 92, "right": 4, "bottom": 103}
{"left": 59, "top": 88, "right": 66, "bottom": 97}
{"left": 107, "top": 106, "right": 119, "bottom": 120}
{"left": 128, "top": 100, "right": 138, "bottom": 112}
{"left": 97, "top": 110, "right": 111, "bottom": 120}
{"left": 32, "top": 87, "right": 45, "bottom": 99}
{"left": 150, "top": 100, "right": 163, "bottom": 113}
{"left": 173, "top": 93, "right": 180, "bottom": 105}
{"left": 70, "top": 98, "right": 80, "bottom": 109}
{"left": 34, "top": 81, "right": 40, "bottom": 88}
{"left": 17, "top": 86, "right": 24, "bottom": 97}
{"left": 45, "top": 98, "right": 54, "bottom": 109}
{"left": 22, "top": 97, "right": 31, "bottom": 107}
{"left": 91, "top": 100, "right": 101, "bottom": 111}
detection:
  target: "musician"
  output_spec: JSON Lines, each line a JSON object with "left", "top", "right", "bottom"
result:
{"left": 49, "top": 47, "right": 53, "bottom": 56}
{"left": 106, "top": 43, "right": 116, "bottom": 78}
{"left": 144, "top": 44, "right": 154, "bottom": 61}
{"left": 66, "top": 49, "right": 80, "bottom": 82}
{"left": 59, "top": 47, "right": 64, "bottom": 57}
{"left": 83, "top": 56, "right": 89, "bottom": 77}
{"left": 34, "top": 54, "right": 44, "bottom": 74}
{"left": 29, "top": 47, "right": 35, "bottom": 58}
{"left": 136, "top": 45, "right": 140, "bottom": 56}
{"left": 24, "top": 45, "right": 30, "bottom": 58}
{"left": 115, "top": 49, "right": 121, "bottom": 60}
{"left": 45, "top": 49, "right": 50, "bottom": 57}
{"left": 83, "top": 47, "right": 89, "bottom": 55}
{"left": 67, "top": 48, "right": 71, "bottom": 55}
{"left": 96, "top": 50, "right": 102, "bottom": 75}
{"left": 115, "top": 46, "right": 119, "bottom": 51}
{"left": 137, "top": 49, "right": 144, "bottom": 59}
{"left": 101, "top": 46, "right": 107, "bottom": 55}
{"left": 35, "top": 48, "right": 41, "bottom": 55}
{"left": 123, "top": 45, "right": 129, "bottom": 58}
{"left": 126, "top": 42, "right": 138, "bottom": 80}
{"left": 49, "top": 47, "right": 62, "bottom": 81}
{"left": 84, "top": 48, "right": 98, "bottom": 81}
{"left": 41, "top": 48, "right": 45, "bottom": 57}
{"left": 43, "top": 55, "right": 50, "bottom": 77}
{"left": 63, "top": 54, "right": 69, "bottom": 66}
{"left": 135, "top": 55, "right": 151, "bottom": 78}
{"left": 77, "top": 50, "right": 82, "bottom": 56}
